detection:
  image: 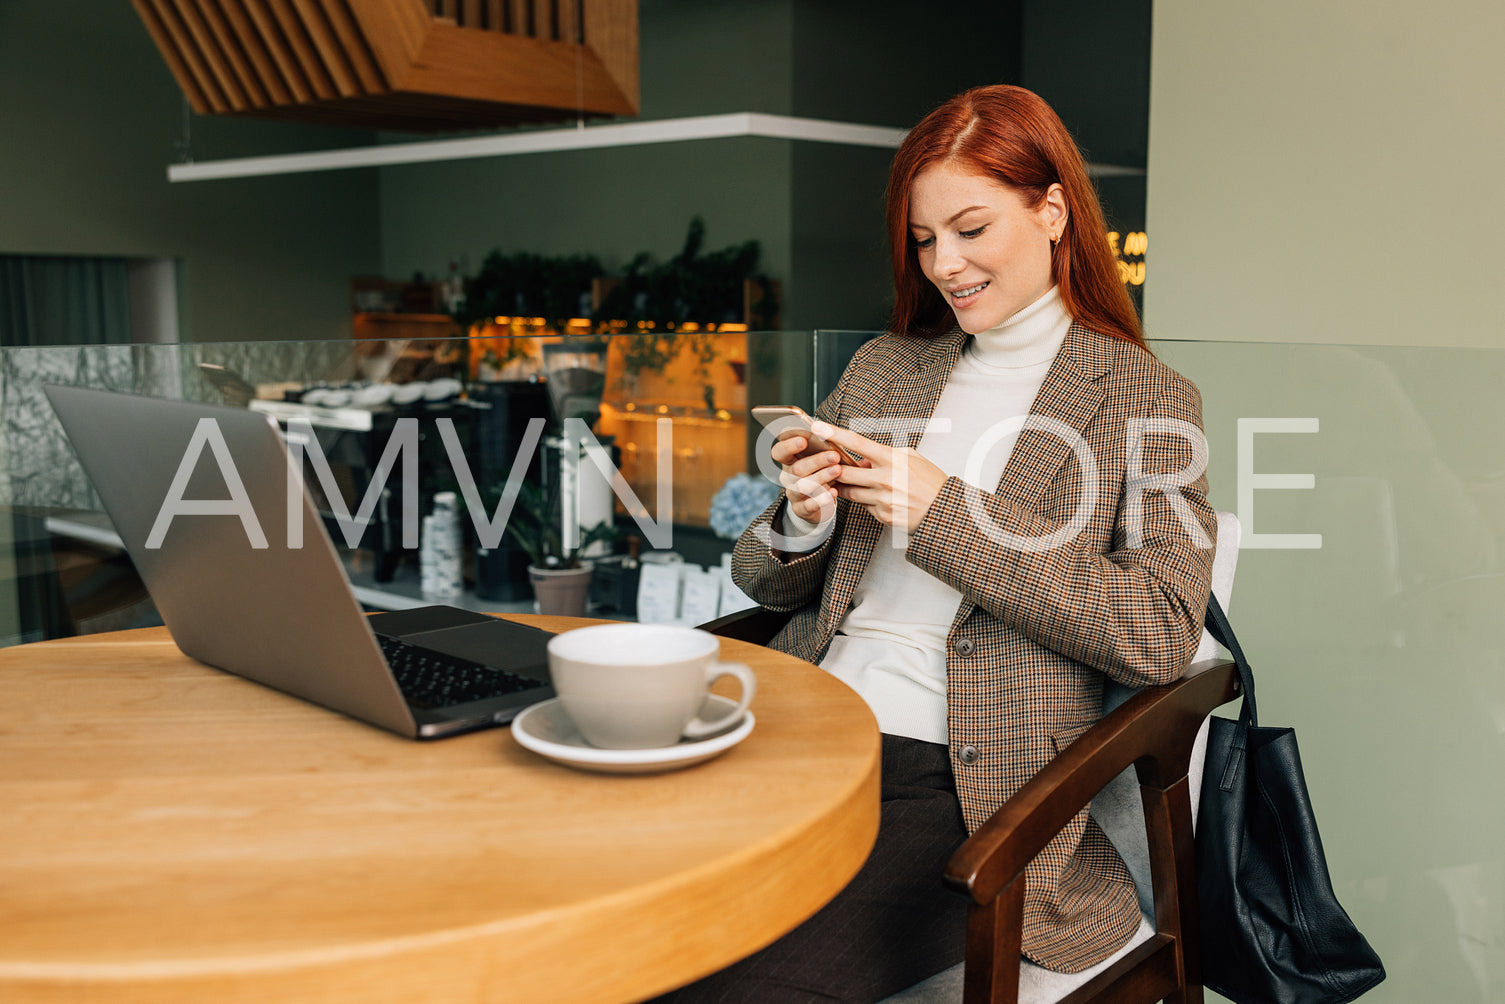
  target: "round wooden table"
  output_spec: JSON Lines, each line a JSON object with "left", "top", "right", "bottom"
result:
{"left": 0, "top": 616, "right": 881, "bottom": 1004}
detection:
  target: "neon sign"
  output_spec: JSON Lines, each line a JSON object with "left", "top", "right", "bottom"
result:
{"left": 1107, "top": 231, "right": 1147, "bottom": 287}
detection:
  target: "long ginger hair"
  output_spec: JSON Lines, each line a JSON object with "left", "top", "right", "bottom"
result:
{"left": 886, "top": 85, "right": 1145, "bottom": 348}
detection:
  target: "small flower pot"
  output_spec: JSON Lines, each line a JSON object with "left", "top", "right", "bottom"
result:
{"left": 528, "top": 563, "right": 594, "bottom": 617}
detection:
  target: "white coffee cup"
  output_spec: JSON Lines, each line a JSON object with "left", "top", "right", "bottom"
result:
{"left": 546, "top": 623, "right": 756, "bottom": 750}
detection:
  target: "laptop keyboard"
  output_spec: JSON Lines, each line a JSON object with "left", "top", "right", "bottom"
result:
{"left": 376, "top": 634, "right": 544, "bottom": 710}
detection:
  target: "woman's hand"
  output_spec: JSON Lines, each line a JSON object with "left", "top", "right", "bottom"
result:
{"left": 812, "top": 421, "right": 947, "bottom": 534}
{"left": 771, "top": 434, "right": 847, "bottom": 525}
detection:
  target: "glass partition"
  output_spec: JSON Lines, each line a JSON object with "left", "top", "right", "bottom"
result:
{"left": 0, "top": 331, "right": 815, "bottom": 646}
{"left": 812, "top": 331, "right": 1504, "bottom": 1003}
{"left": 1147, "top": 338, "right": 1504, "bottom": 1004}
{"left": 812, "top": 331, "right": 1501, "bottom": 1000}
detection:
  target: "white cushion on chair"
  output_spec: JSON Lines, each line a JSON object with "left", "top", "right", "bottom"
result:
{"left": 1191, "top": 511, "right": 1241, "bottom": 665}
{"left": 880, "top": 513, "right": 1242, "bottom": 1004}
{"left": 881, "top": 915, "right": 1156, "bottom": 1003}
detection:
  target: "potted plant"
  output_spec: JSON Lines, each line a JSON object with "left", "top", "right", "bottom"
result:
{"left": 496, "top": 481, "right": 618, "bottom": 616}
{"left": 595, "top": 217, "right": 770, "bottom": 410}
{"left": 456, "top": 250, "right": 605, "bottom": 331}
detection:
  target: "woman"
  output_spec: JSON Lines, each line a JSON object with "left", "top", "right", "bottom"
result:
{"left": 664, "top": 85, "right": 1216, "bottom": 1003}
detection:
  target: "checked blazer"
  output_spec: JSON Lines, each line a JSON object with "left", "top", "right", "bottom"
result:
{"left": 731, "top": 321, "right": 1217, "bottom": 974}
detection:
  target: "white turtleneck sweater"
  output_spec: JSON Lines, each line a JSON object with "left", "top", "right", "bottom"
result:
{"left": 786, "top": 286, "right": 1072, "bottom": 743}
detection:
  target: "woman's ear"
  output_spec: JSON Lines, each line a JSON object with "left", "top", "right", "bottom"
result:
{"left": 1042, "top": 183, "right": 1068, "bottom": 235}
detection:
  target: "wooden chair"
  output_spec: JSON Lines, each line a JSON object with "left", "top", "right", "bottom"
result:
{"left": 699, "top": 513, "right": 1242, "bottom": 1004}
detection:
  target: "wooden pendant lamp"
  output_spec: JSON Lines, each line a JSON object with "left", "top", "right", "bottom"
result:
{"left": 131, "top": 0, "right": 639, "bottom": 132}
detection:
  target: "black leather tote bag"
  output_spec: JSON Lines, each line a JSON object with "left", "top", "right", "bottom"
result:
{"left": 1197, "top": 597, "right": 1386, "bottom": 1004}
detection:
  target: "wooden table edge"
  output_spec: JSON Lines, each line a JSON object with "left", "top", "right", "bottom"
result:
{"left": 1, "top": 615, "right": 883, "bottom": 1004}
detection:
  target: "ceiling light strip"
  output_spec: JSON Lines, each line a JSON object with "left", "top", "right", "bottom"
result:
{"left": 165, "top": 113, "right": 910, "bottom": 182}
{"left": 164, "top": 112, "right": 1143, "bottom": 182}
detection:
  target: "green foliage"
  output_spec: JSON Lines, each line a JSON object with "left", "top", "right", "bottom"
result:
{"left": 492, "top": 482, "right": 617, "bottom": 570}
{"left": 456, "top": 251, "right": 605, "bottom": 329}
{"left": 457, "top": 218, "right": 772, "bottom": 334}
{"left": 593, "top": 216, "right": 764, "bottom": 328}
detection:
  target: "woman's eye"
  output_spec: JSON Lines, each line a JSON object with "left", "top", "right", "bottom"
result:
{"left": 960, "top": 226, "right": 987, "bottom": 239}
{"left": 911, "top": 235, "right": 935, "bottom": 250}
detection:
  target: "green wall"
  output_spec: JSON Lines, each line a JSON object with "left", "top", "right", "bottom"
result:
{"left": 378, "top": 0, "right": 799, "bottom": 307}
{"left": 377, "top": 136, "right": 794, "bottom": 305}
{"left": 1147, "top": 2, "right": 1505, "bottom": 998}
{"left": 379, "top": 0, "right": 1027, "bottom": 332}
{"left": 0, "top": 0, "right": 381, "bottom": 344}
{"left": 784, "top": 1, "right": 1024, "bottom": 332}
{"left": 1021, "top": 0, "right": 1149, "bottom": 234}
{"left": 1145, "top": 0, "right": 1505, "bottom": 349}
{"left": 1022, "top": 0, "right": 1150, "bottom": 170}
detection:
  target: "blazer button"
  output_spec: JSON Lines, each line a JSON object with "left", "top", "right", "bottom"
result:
{"left": 955, "top": 638, "right": 975, "bottom": 656}
{"left": 958, "top": 745, "right": 980, "bottom": 765}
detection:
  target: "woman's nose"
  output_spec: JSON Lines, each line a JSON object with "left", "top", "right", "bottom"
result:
{"left": 932, "top": 246, "right": 964, "bottom": 279}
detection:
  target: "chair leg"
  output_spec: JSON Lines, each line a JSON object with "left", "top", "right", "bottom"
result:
{"left": 1141, "top": 776, "right": 1203, "bottom": 1004}
{"left": 963, "top": 879, "right": 1023, "bottom": 1004}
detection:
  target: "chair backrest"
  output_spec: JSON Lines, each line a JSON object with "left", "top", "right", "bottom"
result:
{"left": 1094, "top": 510, "right": 1241, "bottom": 921}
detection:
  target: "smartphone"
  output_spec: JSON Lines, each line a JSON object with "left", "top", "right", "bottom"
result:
{"left": 750, "top": 405, "right": 864, "bottom": 465}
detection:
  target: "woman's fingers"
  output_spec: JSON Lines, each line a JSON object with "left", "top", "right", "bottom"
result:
{"left": 789, "top": 451, "right": 842, "bottom": 479}
{"left": 789, "top": 479, "right": 838, "bottom": 522}
{"left": 810, "top": 420, "right": 885, "bottom": 462}
{"left": 769, "top": 435, "right": 807, "bottom": 466}
{"left": 831, "top": 463, "right": 879, "bottom": 487}
{"left": 773, "top": 436, "right": 843, "bottom": 476}
{"left": 821, "top": 438, "right": 947, "bottom": 531}
{"left": 782, "top": 460, "right": 841, "bottom": 497}
{"left": 770, "top": 430, "right": 844, "bottom": 519}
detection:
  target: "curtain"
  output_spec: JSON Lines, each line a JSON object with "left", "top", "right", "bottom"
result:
{"left": 0, "top": 254, "right": 133, "bottom": 346}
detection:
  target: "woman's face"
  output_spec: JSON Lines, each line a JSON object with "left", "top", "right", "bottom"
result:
{"left": 907, "top": 161, "right": 1066, "bottom": 334}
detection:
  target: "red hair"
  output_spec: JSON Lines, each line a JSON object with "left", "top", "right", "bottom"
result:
{"left": 885, "top": 85, "right": 1145, "bottom": 348}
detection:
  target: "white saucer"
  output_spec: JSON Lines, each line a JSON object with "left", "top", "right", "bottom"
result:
{"left": 511, "top": 695, "right": 755, "bottom": 774}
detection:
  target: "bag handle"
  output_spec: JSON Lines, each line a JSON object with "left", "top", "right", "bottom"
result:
{"left": 1203, "top": 594, "right": 1257, "bottom": 790}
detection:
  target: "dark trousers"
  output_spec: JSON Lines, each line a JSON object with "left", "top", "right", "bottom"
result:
{"left": 651, "top": 734, "right": 970, "bottom": 1003}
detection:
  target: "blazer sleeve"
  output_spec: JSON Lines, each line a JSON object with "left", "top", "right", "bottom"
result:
{"left": 905, "top": 372, "right": 1216, "bottom": 688}
{"left": 729, "top": 340, "right": 872, "bottom": 610}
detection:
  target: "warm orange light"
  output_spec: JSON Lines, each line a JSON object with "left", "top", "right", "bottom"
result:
{"left": 1106, "top": 231, "right": 1147, "bottom": 287}
{"left": 1116, "top": 260, "right": 1146, "bottom": 286}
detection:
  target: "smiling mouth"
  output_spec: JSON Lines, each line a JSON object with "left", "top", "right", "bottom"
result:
{"left": 949, "top": 282, "right": 989, "bottom": 299}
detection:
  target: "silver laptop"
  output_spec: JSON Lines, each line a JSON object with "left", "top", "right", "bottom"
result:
{"left": 44, "top": 384, "right": 555, "bottom": 739}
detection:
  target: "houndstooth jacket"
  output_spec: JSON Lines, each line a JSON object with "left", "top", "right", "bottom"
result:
{"left": 731, "top": 322, "right": 1217, "bottom": 973}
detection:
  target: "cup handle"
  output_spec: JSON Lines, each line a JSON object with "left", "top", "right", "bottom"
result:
{"left": 682, "top": 662, "right": 756, "bottom": 740}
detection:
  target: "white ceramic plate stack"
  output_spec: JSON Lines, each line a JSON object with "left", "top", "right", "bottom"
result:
{"left": 390, "top": 382, "right": 427, "bottom": 405}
